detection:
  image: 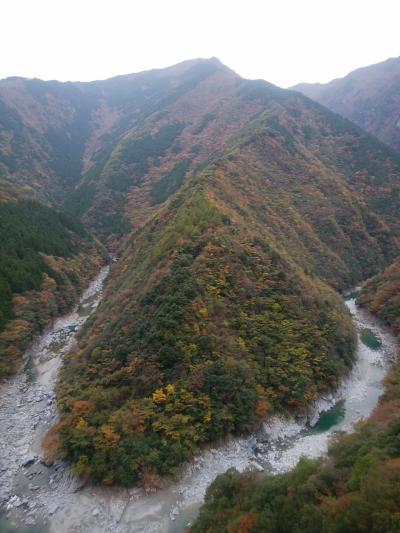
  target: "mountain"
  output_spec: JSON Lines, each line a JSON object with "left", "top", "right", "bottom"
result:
{"left": 293, "top": 57, "right": 400, "bottom": 151}
{"left": 2, "top": 57, "right": 400, "bottom": 245}
{"left": 1, "top": 59, "right": 247, "bottom": 370}
{"left": 0, "top": 74, "right": 109, "bottom": 365}
{"left": 2, "top": 57, "right": 400, "bottom": 486}
{"left": 26, "top": 59, "right": 400, "bottom": 485}
{"left": 0, "top": 59, "right": 245, "bottom": 230}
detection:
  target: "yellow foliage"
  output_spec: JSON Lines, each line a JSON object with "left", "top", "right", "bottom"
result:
{"left": 152, "top": 388, "right": 167, "bottom": 404}
{"left": 166, "top": 383, "right": 175, "bottom": 395}
{"left": 203, "top": 410, "right": 212, "bottom": 423}
{"left": 236, "top": 337, "right": 247, "bottom": 350}
{"left": 207, "top": 285, "right": 220, "bottom": 297}
{"left": 101, "top": 425, "right": 120, "bottom": 448}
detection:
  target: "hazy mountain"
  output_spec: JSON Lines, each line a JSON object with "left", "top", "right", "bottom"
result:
{"left": 293, "top": 56, "right": 400, "bottom": 151}
{"left": 0, "top": 58, "right": 237, "bottom": 209}
{"left": 0, "top": 77, "right": 97, "bottom": 203}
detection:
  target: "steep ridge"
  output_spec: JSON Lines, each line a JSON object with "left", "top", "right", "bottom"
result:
{"left": 64, "top": 59, "right": 400, "bottom": 249}
{"left": 63, "top": 58, "right": 257, "bottom": 242}
{"left": 43, "top": 63, "right": 400, "bottom": 485}
{"left": 293, "top": 56, "right": 400, "bottom": 151}
{"left": 2, "top": 57, "right": 400, "bottom": 243}
{"left": 0, "top": 60, "right": 247, "bottom": 374}
{"left": 53, "top": 181, "right": 355, "bottom": 485}
{"left": 0, "top": 59, "right": 239, "bottom": 370}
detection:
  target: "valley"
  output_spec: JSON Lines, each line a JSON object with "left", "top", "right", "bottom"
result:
{"left": 0, "top": 266, "right": 109, "bottom": 531}
{"left": 0, "top": 276, "right": 397, "bottom": 532}
{"left": 0, "top": 55, "right": 400, "bottom": 532}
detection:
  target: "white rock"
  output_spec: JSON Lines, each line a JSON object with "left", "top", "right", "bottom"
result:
{"left": 249, "top": 461, "right": 264, "bottom": 472}
{"left": 6, "top": 495, "right": 22, "bottom": 509}
{"left": 49, "top": 504, "right": 59, "bottom": 515}
{"left": 22, "top": 454, "right": 37, "bottom": 467}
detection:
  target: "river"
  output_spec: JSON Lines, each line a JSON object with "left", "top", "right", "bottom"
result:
{"left": 0, "top": 274, "right": 397, "bottom": 533}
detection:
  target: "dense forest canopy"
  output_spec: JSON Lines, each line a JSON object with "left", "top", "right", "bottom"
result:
{"left": 0, "top": 200, "right": 81, "bottom": 329}
{"left": 0, "top": 197, "right": 105, "bottom": 377}
{"left": 51, "top": 184, "right": 355, "bottom": 484}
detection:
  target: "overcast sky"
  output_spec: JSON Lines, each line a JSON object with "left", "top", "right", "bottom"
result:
{"left": 2, "top": 0, "right": 399, "bottom": 87}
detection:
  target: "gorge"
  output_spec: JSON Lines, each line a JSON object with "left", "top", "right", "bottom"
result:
{"left": 0, "top": 56, "right": 400, "bottom": 532}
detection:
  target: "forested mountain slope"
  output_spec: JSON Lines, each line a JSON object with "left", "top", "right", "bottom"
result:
{"left": 0, "top": 148, "right": 106, "bottom": 377}
{"left": 192, "top": 275, "right": 400, "bottom": 533}
{"left": 2, "top": 57, "right": 400, "bottom": 244}
{"left": 0, "top": 77, "right": 97, "bottom": 204}
{"left": 293, "top": 56, "right": 400, "bottom": 151}
{"left": 63, "top": 59, "right": 400, "bottom": 248}
{"left": 53, "top": 179, "right": 356, "bottom": 484}
{"left": 0, "top": 188, "right": 105, "bottom": 377}
{"left": 358, "top": 258, "right": 400, "bottom": 334}
{"left": 37, "top": 60, "right": 400, "bottom": 485}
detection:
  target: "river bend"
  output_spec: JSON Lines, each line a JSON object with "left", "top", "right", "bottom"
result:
{"left": 0, "top": 281, "right": 397, "bottom": 533}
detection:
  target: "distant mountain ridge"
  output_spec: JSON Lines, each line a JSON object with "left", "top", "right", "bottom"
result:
{"left": 292, "top": 56, "right": 400, "bottom": 151}
{"left": 0, "top": 58, "right": 233, "bottom": 207}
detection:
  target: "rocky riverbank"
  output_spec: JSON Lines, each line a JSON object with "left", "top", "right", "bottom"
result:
{"left": 0, "top": 267, "right": 109, "bottom": 531}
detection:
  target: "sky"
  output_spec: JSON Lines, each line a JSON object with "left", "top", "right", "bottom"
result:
{"left": 1, "top": 0, "right": 399, "bottom": 88}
